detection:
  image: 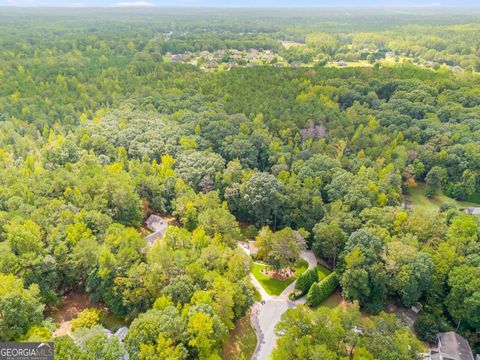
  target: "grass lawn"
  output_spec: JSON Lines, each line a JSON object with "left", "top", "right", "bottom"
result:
{"left": 294, "top": 260, "right": 308, "bottom": 276}
{"left": 326, "top": 61, "right": 373, "bottom": 68}
{"left": 252, "top": 260, "right": 308, "bottom": 296}
{"left": 465, "top": 192, "right": 480, "bottom": 205}
{"left": 251, "top": 285, "right": 262, "bottom": 302}
{"left": 406, "top": 183, "right": 479, "bottom": 212}
{"left": 317, "top": 264, "right": 331, "bottom": 281}
{"left": 101, "top": 313, "right": 128, "bottom": 332}
{"left": 320, "top": 290, "right": 344, "bottom": 309}
{"left": 221, "top": 312, "right": 257, "bottom": 360}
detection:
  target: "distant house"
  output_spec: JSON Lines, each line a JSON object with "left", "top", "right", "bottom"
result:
{"left": 464, "top": 208, "right": 480, "bottom": 216}
{"left": 291, "top": 61, "right": 302, "bottom": 68}
{"left": 171, "top": 54, "right": 184, "bottom": 63}
{"left": 262, "top": 53, "right": 275, "bottom": 61}
{"left": 205, "top": 60, "right": 218, "bottom": 68}
{"left": 145, "top": 214, "right": 169, "bottom": 247}
{"left": 162, "top": 32, "right": 172, "bottom": 40}
{"left": 146, "top": 214, "right": 164, "bottom": 232}
{"left": 429, "top": 332, "right": 474, "bottom": 360}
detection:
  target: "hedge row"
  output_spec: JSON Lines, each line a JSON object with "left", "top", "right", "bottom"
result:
{"left": 306, "top": 272, "right": 337, "bottom": 307}
{"left": 293, "top": 267, "right": 319, "bottom": 299}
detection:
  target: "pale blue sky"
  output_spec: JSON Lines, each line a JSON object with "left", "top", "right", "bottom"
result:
{"left": 1, "top": 0, "right": 479, "bottom": 7}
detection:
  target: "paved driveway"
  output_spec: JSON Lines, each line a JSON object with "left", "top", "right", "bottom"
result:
{"left": 250, "top": 250, "right": 317, "bottom": 360}
{"left": 251, "top": 299, "right": 296, "bottom": 360}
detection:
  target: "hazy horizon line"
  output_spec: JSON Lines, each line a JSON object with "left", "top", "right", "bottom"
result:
{"left": 1, "top": 4, "right": 480, "bottom": 8}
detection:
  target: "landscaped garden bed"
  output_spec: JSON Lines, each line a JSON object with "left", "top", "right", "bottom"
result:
{"left": 252, "top": 260, "right": 308, "bottom": 296}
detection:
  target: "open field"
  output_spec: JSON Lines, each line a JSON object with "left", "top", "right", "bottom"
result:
{"left": 406, "top": 183, "right": 480, "bottom": 212}
{"left": 326, "top": 61, "right": 373, "bottom": 68}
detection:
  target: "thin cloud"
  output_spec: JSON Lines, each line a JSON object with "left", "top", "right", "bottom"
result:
{"left": 113, "top": 1, "right": 156, "bottom": 7}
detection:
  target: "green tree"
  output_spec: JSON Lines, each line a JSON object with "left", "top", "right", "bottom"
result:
{"left": 5, "top": 220, "right": 43, "bottom": 256}
{"left": 139, "top": 332, "right": 188, "bottom": 360}
{"left": 446, "top": 265, "right": 480, "bottom": 330}
{"left": 71, "top": 308, "right": 101, "bottom": 331}
{"left": 0, "top": 274, "right": 44, "bottom": 341}
{"left": 240, "top": 172, "right": 283, "bottom": 226}
{"left": 313, "top": 221, "right": 347, "bottom": 268}
{"left": 425, "top": 166, "right": 446, "bottom": 197}
{"left": 255, "top": 227, "right": 303, "bottom": 271}
{"left": 341, "top": 248, "right": 387, "bottom": 313}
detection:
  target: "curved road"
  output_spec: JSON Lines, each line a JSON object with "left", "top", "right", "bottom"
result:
{"left": 250, "top": 250, "right": 317, "bottom": 360}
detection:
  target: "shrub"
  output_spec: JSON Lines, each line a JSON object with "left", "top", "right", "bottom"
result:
{"left": 294, "top": 268, "right": 319, "bottom": 299}
{"left": 306, "top": 272, "right": 337, "bottom": 307}
{"left": 289, "top": 290, "right": 301, "bottom": 300}
{"left": 71, "top": 308, "right": 101, "bottom": 331}
{"left": 413, "top": 314, "right": 439, "bottom": 343}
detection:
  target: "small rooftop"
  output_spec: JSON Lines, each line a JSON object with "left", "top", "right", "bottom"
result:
{"left": 115, "top": 327, "right": 129, "bottom": 342}
{"left": 145, "top": 214, "right": 170, "bottom": 247}
{"left": 145, "top": 214, "right": 167, "bottom": 232}
{"left": 464, "top": 208, "right": 480, "bottom": 215}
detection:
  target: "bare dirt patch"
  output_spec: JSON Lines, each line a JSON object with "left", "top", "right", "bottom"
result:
{"left": 46, "top": 293, "right": 108, "bottom": 337}
{"left": 385, "top": 300, "right": 419, "bottom": 331}
{"left": 261, "top": 268, "right": 295, "bottom": 280}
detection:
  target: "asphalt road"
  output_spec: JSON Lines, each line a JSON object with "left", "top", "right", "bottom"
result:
{"left": 250, "top": 250, "right": 317, "bottom": 360}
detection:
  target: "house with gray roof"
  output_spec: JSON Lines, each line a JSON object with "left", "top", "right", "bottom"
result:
{"left": 145, "top": 214, "right": 169, "bottom": 247}
{"left": 429, "top": 332, "right": 474, "bottom": 360}
{"left": 464, "top": 208, "right": 480, "bottom": 216}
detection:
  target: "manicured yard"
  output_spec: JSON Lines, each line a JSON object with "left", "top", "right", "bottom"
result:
{"left": 465, "top": 192, "right": 480, "bottom": 205}
{"left": 294, "top": 260, "right": 309, "bottom": 277}
{"left": 317, "top": 264, "right": 331, "bottom": 281}
{"left": 320, "top": 290, "right": 345, "bottom": 309}
{"left": 406, "top": 183, "right": 479, "bottom": 212}
{"left": 252, "top": 260, "right": 308, "bottom": 296}
{"left": 221, "top": 312, "right": 257, "bottom": 360}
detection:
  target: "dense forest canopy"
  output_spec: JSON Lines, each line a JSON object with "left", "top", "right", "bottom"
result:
{"left": 0, "top": 7, "right": 479, "bottom": 360}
